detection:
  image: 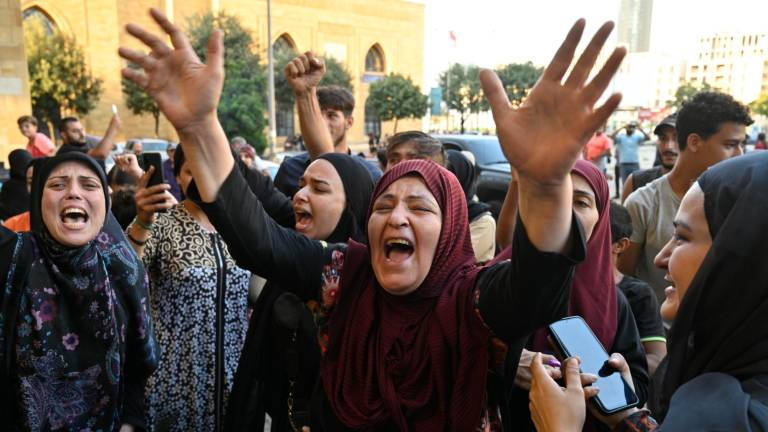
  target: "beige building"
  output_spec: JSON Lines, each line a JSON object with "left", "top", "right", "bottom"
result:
{"left": 2, "top": 0, "right": 425, "bottom": 161}
{"left": 686, "top": 32, "right": 768, "bottom": 104}
{"left": 614, "top": 51, "right": 685, "bottom": 110}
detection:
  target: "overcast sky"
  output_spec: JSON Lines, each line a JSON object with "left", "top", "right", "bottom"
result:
{"left": 421, "top": 0, "right": 768, "bottom": 88}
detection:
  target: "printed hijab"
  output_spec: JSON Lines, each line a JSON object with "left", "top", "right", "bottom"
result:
{"left": 316, "top": 153, "right": 375, "bottom": 243}
{"left": 11, "top": 153, "right": 158, "bottom": 430}
{"left": 660, "top": 151, "right": 768, "bottom": 420}
{"left": 532, "top": 159, "right": 618, "bottom": 351}
{"left": 321, "top": 159, "right": 491, "bottom": 431}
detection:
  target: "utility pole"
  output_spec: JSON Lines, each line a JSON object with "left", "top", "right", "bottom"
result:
{"left": 266, "top": 0, "right": 277, "bottom": 156}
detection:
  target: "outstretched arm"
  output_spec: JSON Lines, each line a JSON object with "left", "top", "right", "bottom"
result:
{"left": 286, "top": 52, "right": 335, "bottom": 159}
{"left": 480, "top": 20, "right": 626, "bottom": 254}
{"left": 88, "top": 114, "right": 120, "bottom": 160}
{"left": 118, "top": 8, "right": 231, "bottom": 203}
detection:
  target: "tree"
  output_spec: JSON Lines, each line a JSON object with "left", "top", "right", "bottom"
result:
{"left": 750, "top": 93, "right": 768, "bottom": 117}
{"left": 439, "top": 64, "right": 485, "bottom": 133}
{"left": 366, "top": 74, "right": 427, "bottom": 133}
{"left": 667, "top": 81, "right": 713, "bottom": 110}
{"left": 122, "top": 62, "right": 161, "bottom": 136}
{"left": 495, "top": 62, "right": 543, "bottom": 107}
{"left": 187, "top": 12, "right": 268, "bottom": 153}
{"left": 24, "top": 17, "right": 102, "bottom": 137}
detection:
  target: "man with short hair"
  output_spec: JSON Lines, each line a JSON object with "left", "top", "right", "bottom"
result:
{"left": 621, "top": 114, "right": 679, "bottom": 203}
{"left": 384, "top": 131, "right": 446, "bottom": 169}
{"left": 17, "top": 115, "right": 55, "bottom": 158}
{"left": 57, "top": 115, "right": 120, "bottom": 161}
{"left": 612, "top": 121, "right": 650, "bottom": 183}
{"left": 274, "top": 52, "right": 381, "bottom": 197}
{"left": 618, "top": 92, "right": 752, "bottom": 303}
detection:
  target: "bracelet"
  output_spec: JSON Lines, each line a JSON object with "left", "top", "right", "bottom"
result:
{"left": 132, "top": 217, "right": 154, "bottom": 230}
{"left": 127, "top": 231, "right": 147, "bottom": 246}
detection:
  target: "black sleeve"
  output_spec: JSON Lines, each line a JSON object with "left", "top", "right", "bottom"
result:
{"left": 476, "top": 215, "right": 586, "bottom": 342}
{"left": 187, "top": 165, "right": 330, "bottom": 301}
{"left": 234, "top": 157, "right": 295, "bottom": 228}
{"left": 618, "top": 278, "right": 665, "bottom": 342}
{"left": 120, "top": 373, "right": 150, "bottom": 431}
{"left": 611, "top": 289, "right": 650, "bottom": 407}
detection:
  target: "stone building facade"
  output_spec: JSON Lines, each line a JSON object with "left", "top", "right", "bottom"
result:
{"left": 2, "top": 0, "right": 424, "bottom": 161}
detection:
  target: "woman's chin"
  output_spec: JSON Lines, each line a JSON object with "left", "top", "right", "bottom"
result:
{"left": 660, "top": 287, "right": 679, "bottom": 321}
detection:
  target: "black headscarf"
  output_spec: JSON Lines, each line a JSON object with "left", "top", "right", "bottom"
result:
{"left": 446, "top": 149, "right": 490, "bottom": 222}
{"left": 316, "top": 153, "right": 375, "bottom": 244}
{"left": 4, "top": 152, "right": 158, "bottom": 430}
{"left": 658, "top": 151, "right": 768, "bottom": 425}
{"left": 0, "top": 149, "right": 33, "bottom": 220}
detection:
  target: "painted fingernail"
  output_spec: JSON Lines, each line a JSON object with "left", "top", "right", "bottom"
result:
{"left": 545, "top": 358, "right": 561, "bottom": 368}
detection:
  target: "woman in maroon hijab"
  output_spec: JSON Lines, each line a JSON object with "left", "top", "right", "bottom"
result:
{"left": 506, "top": 160, "right": 649, "bottom": 430}
{"left": 120, "top": 8, "right": 627, "bottom": 430}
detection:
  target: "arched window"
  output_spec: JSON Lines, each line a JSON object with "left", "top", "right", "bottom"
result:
{"left": 365, "top": 44, "right": 385, "bottom": 73}
{"left": 273, "top": 33, "right": 296, "bottom": 55}
{"left": 23, "top": 7, "right": 57, "bottom": 35}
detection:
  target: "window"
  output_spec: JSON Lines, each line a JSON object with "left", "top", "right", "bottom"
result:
{"left": 273, "top": 33, "right": 296, "bottom": 56}
{"left": 364, "top": 100, "right": 381, "bottom": 137}
{"left": 23, "top": 7, "right": 57, "bottom": 35}
{"left": 365, "top": 44, "right": 385, "bottom": 73}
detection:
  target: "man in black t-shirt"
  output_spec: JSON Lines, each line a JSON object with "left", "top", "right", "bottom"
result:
{"left": 274, "top": 53, "right": 381, "bottom": 197}
{"left": 610, "top": 201, "right": 666, "bottom": 376}
{"left": 56, "top": 115, "right": 121, "bottom": 167}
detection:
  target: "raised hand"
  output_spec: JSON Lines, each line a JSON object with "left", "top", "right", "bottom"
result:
{"left": 118, "top": 8, "right": 224, "bottom": 135}
{"left": 529, "top": 354, "right": 587, "bottom": 432}
{"left": 134, "top": 166, "right": 177, "bottom": 225}
{"left": 285, "top": 51, "right": 326, "bottom": 94}
{"left": 481, "top": 20, "right": 626, "bottom": 186}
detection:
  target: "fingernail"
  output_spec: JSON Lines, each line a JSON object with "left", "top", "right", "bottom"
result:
{"left": 545, "top": 358, "right": 561, "bottom": 368}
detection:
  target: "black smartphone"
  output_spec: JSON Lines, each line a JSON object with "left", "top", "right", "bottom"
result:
{"left": 548, "top": 316, "right": 640, "bottom": 415}
{"left": 138, "top": 153, "right": 164, "bottom": 187}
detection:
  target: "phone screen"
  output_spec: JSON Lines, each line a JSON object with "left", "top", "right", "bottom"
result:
{"left": 138, "top": 153, "right": 164, "bottom": 188}
{"left": 548, "top": 316, "right": 639, "bottom": 414}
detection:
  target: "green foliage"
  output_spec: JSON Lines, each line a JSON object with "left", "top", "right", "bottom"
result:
{"left": 320, "top": 57, "right": 354, "bottom": 90}
{"left": 668, "top": 81, "right": 713, "bottom": 110}
{"left": 495, "top": 62, "right": 542, "bottom": 107}
{"left": 24, "top": 18, "right": 102, "bottom": 134}
{"left": 121, "top": 62, "right": 161, "bottom": 136}
{"left": 438, "top": 64, "right": 485, "bottom": 133}
{"left": 366, "top": 74, "right": 427, "bottom": 133}
{"left": 750, "top": 93, "right": 768, "bottom": 117}
{"left": 187, "top": 12, "right": 267, "bottom": 153}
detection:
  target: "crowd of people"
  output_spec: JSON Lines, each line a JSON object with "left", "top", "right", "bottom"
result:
{"left": 0, "top": 8, "right": 766, "bottom": 432}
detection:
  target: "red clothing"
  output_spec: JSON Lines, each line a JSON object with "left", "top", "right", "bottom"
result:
{"left": 756, "top": 140, "right": 767, "bottom": 150}
{"left": 26, "top": 132, "right": 55, "bottom": 158}
{"left": 2, "top": 211, "right": 31, "bottom": 232}
{"left": 584, "top": 132, "right": 612, "bottom": 162}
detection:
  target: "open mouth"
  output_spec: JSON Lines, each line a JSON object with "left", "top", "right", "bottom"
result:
{"left": 384, "top": 238, "right": 414, "bottom": 263}
{"left": 60, "top": 207, "right": 89, "bottom": 229}
{"left": 294, "top": 208, "right": 313, "bottom": 232}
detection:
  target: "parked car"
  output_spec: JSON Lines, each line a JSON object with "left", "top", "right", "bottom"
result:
{"left": 124, "top": 138, "right": 174, "bottom": 160}
{"left": 433, "top": 134, "right": 511, "bottom": 216}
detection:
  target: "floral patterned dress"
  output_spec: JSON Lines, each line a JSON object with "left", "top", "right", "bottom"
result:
{"left": 142, "top": 204, "right": 250, "bottom": 431}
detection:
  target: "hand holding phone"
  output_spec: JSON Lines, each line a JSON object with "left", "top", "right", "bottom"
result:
{"left": 548, "top": 316, "right": 639, "bottom": 415}
{"left": 137, "top": 153, "right": 164, "bottom": 188}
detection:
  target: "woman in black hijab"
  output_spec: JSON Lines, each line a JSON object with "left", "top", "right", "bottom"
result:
{"left": 446, "top": 149, "right": 496, "bottom": 262}
{"left": 206, "top": 152, "right": 375, "bottom": 431}
{"left": 0, "top": 149, "right": 33, "bottom": 220}
{"left": 527, "top": 150, "right": 768, "bottom": 431}
{"left": 0, "top": 152, "right": 159, "bottom": 431}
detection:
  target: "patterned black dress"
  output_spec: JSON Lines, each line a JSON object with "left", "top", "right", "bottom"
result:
{"left": 142, "top": 204, "right": 250, "bottom": 431}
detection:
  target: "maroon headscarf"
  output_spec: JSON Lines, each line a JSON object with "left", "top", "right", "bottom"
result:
{"left": 321, "top": 160, "right": 492, "bottom": 431}
{"left": 532, "top": 159, "right": 618, "bottom": 351}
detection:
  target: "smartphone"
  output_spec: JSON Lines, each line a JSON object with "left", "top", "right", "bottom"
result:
{"left": 138, "top": 153, "right": 164, "bottom": 188}
{"left": 548, "top": 316, "right": 639, "bottom": 415}
{"left": 111, "top": 104, "right": 118, "bottom": 115}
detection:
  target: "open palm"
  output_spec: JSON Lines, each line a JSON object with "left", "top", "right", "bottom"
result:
{"left": 481, "top": 20, "right": 626, "bottom": 185}
{"left": 118, "top": 8, "right": 224, "bottom": 134}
